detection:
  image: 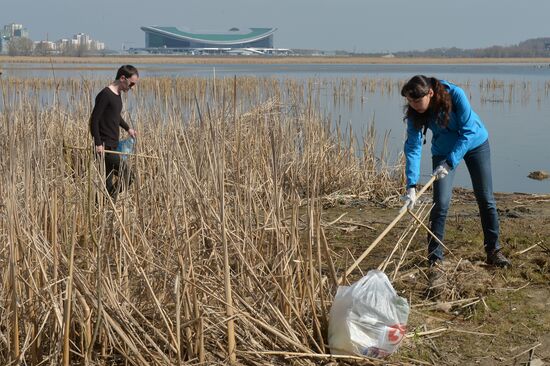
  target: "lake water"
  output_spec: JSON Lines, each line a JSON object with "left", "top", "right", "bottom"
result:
{"left": 2, "top": 62, "right": 550, "bottom": 194}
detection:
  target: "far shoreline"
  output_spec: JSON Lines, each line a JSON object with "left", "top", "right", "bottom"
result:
{"left": 2, "top": 55, "right": 550, "bottom": 65}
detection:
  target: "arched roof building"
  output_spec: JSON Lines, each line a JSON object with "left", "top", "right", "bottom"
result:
{"left": 141, "top": 26, "right": 276, "bottom": 49}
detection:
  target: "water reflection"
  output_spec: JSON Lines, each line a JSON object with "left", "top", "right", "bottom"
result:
{"left": 1, "top": 62, "right": 549, "bottom": 193}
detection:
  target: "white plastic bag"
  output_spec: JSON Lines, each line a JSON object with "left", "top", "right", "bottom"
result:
{"left": 328, "top": 270, "right": 409, "bottom": 358}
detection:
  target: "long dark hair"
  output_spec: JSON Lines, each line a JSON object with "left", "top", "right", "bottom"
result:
{"left": 401, "top": 75, "right": 452, "bottom": 130}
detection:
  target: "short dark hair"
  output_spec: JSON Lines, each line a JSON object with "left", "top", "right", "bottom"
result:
{"left": 115, "top": 65, "right": 139, "bottom": 80}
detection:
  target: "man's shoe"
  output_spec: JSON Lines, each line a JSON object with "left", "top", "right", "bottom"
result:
{"left": 486, "top": 250, "right": 511, "bottom": 268}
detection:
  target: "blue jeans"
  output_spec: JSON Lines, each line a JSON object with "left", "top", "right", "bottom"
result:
{"left": 428, "top": 139, "right": 500, "bottom": 263}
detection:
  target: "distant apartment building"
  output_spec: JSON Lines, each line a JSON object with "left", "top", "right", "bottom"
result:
{"left": 2, "top": 23, "right": 29, "bottom": 39}
{"left": 37, "top": 33, "right": 105, "bottom": 54}
{"left": 59, "top": 32, "right": 105, "bottom": 51}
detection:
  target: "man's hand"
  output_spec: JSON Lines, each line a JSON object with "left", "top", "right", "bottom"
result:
{"left": 432, "top": 162, "right": 451, "bottom": 180}
{"left": 402, "top": 187, "right": 417, "bottom": 210}
{"left": 128, "top": 128, "right": 137, "bottom": 138}
{"left": 95, "top": 145, "right": 104, "bottom": 154}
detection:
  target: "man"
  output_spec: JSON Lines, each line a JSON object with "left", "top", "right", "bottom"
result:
{"left": 89, "top": 64, "right": 139, "bottom": 200}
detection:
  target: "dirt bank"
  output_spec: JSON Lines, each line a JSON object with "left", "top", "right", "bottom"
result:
{"left": 322, "top": 189, "right": 550, "bottom": 365}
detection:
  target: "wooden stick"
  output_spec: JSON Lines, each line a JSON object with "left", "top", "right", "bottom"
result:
{"left": 509, "top": 343, "right": 541, "bottom": 360}
{"left": 62, "top": 211, "right": 79, "bottom": 366}
{"left": 322, "top": 212, "right": 347, "bottom": 227}
{"left": 63, "top": 144, "right": 160, "bottom": 160}
{"left": 337, "top": 175, "right": 436, "bottom": 284}
{"left": 174, "top": 274, "right": 182, "bottom": 365}
{"left": 405, "top": 327, "right": 447, "bottom": 338}
{"left": 390, "top": 203, "right": 432, "bottom": 278}
{"left": 407, "top": 209, "right": 454, "bottom": 256}
{"left": 412, "top": 296, "right": 481, "bottom": 308}
{"left": 223, "top": 78, "right": 237, "bottom": 364}
{"left": 515, "top": 241, "right": 541, "bottom": 255}
{"left": 238, "top": 350, "right": 382, "bottom": 363}
{"left": 8, "top": 195, "right": 20, "bottom": 363}
{"left": 321, "top": 227, "right": 339, "bottom": 289}
{"left": 242, "top": 313, "right": 312, "bottom": 354}
{"left": 451, "top": 329, "right": 495, "bottom": 337}
{"left": 339, "top": 220, "right": 376, "bottom": 230}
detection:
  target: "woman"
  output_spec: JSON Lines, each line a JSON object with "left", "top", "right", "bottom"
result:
{"left": 401, "top": 75, "right": 510, "bottom": 268}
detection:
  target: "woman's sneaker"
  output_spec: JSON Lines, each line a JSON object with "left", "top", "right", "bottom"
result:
{"left": 486, "top": 250, "right": 511, "bottom": 267}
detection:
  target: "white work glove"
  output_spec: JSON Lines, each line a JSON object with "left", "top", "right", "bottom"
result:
{"left": 432, "top": 162, "right": 451, "bottom": 180}
{"left": 401, "top": 187, "right": 417, "bottom": 210}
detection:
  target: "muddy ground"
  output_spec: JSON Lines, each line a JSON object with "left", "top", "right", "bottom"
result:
{"left": 322, "top": 188, "right": 550, "bottom": 365}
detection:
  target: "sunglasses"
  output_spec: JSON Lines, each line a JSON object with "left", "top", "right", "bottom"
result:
{"left": 123, "top": 76, "right": 136, "bottom": 88}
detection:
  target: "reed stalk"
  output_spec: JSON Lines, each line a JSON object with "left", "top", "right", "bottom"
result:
{"left": 0, "top": 74, "right": 406, "bottom": 365}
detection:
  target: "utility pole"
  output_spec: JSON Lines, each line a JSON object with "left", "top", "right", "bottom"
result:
{"left": 121, "top": 41, "right": 133, "bottom": 53}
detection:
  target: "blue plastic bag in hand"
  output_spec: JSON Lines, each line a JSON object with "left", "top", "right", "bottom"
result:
{"left": 116, "top": 138, "right": 135, "bottom": 161}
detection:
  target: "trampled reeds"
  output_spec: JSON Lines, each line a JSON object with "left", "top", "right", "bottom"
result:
{"left": 0, "top": 76, "right": 402, "bottom": 365}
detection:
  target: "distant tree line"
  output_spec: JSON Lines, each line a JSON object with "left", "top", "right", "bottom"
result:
{"left": 7, "top": 37, "right": 34, "bottom": 56}
{"left": 390, "top": 38, "right": 550, "bottom": 58}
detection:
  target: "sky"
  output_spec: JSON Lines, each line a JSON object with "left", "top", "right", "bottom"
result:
{"left": 3, "top": 0, "right": 550, "bottom": 53}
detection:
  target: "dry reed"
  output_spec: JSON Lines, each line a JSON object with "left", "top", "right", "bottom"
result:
{"left": 0, "top": 75, "right": 406, "bottom": 365}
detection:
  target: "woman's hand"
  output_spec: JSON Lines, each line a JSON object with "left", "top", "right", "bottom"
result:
{"left": 402, "top": 187, "right": 417, "bottom": 210}
{"left": 432, "top": 162, "right": 451, "bottom": 180}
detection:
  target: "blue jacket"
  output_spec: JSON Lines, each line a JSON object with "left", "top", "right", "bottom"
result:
{"left": 404, "top": 81, "right": 488, "bottom": 187}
